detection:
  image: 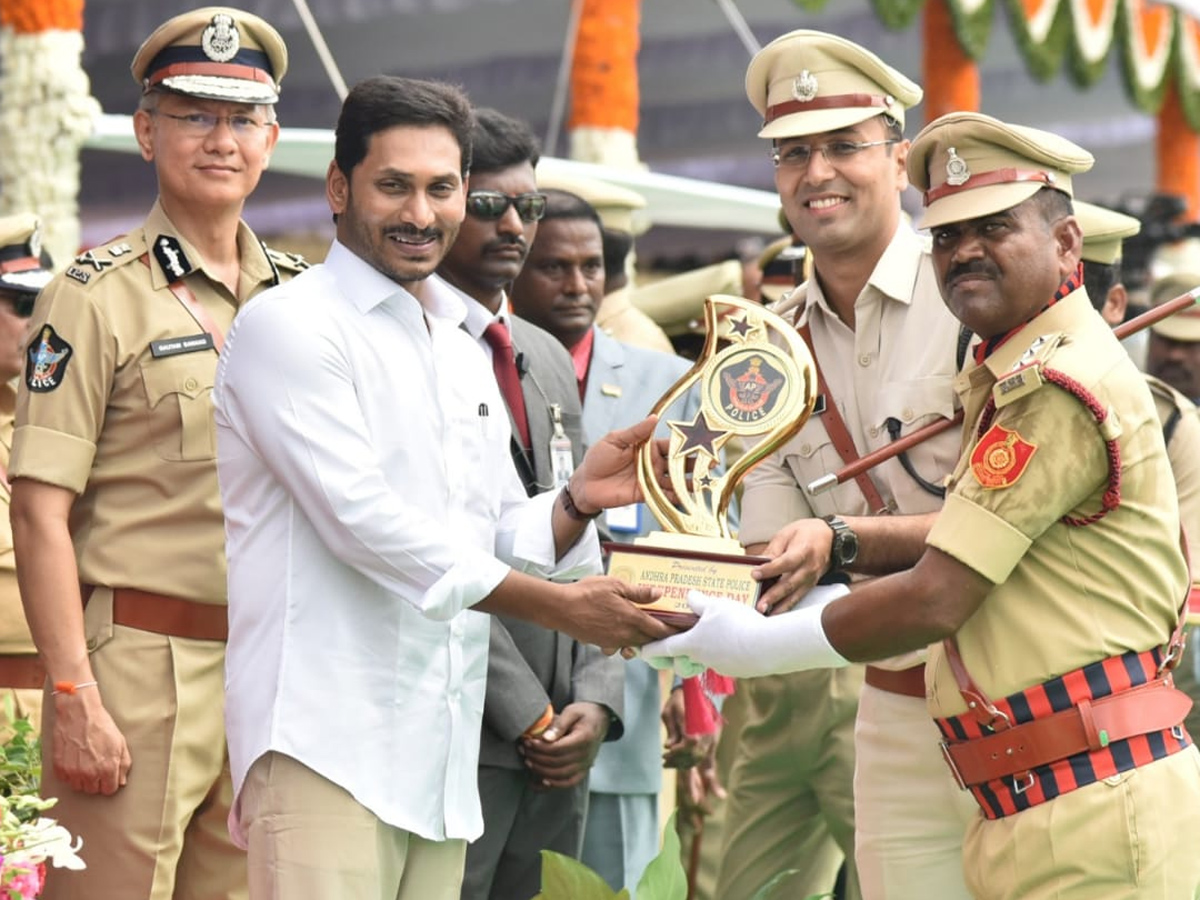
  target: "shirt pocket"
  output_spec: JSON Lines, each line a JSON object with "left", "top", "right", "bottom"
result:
{"left": 872, "top": 376, "right": 959, "bottom": 505}
{"left": 140, "top": 354, "right": 217, "bottom": 462}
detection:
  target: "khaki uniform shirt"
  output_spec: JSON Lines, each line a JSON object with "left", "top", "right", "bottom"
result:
{"left": 0, "top": 381, "right": 32, "bottom": 653}
{"left": 1147, "top": 375, "right": 1200, "bottom": 576}
{"left": 926, "top": 289, "right": 1188, "bottom": 718}
{"left": 739, "top": 225, "right": 963, "bottom": 669}
{"left": 11, "top": 201, "right": 304, "bottom": 605}
{"left": 595, "top": 287, "right": 676, "bottom": 356}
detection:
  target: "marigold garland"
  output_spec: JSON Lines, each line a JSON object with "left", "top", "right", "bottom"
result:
{"left": 569, "top": 0, "right": 639, "bottom": 133}
{"left": 1157, "top": 82, "right": 1200, "bottom": 220}
{"left": 0, "top": 0, "right": 83, "bottom": 34}
{"left": 922, "top": 0, "right": 980, "bottom": 124}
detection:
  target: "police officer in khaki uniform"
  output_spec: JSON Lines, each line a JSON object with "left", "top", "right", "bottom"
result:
{"left": 647, "top": 111, "right": 1200, "bottom": 900}
{"left": 714, "top": 31, "right": 970, "bottom": 900}
{"left": 1076, "top": 204, "right": 1200, "bottom": 739}
{"left": 9, "top": 9, "right": 303, "bottom": 899}
{"left": 0, "top": 214, "right": 53, "bottom": 734}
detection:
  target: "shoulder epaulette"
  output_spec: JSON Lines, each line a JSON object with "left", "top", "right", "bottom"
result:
{"left": 1145, "top": 374, "right": 1193, "bottom": 412}
{"left": 264, "top": 246, "right": 311, "bottom": 274}
{"left": 62, "top": 232, "right": 146, "bottom": 287}
{"left": 992, "top": 332, "right": 1065, "bottom": 408}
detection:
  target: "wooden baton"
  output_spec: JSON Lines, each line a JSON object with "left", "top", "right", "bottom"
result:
{"left": 807, "top": 286, "right": 1200, "bottom": 496}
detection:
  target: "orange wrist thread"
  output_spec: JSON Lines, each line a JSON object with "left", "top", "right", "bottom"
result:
{"left": 52, "top": 680, "right": 97, "bottom": 696}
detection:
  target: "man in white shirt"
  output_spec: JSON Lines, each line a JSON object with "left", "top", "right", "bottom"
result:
{"left": 212, "top": 75, "right": 674, "bottom": 900}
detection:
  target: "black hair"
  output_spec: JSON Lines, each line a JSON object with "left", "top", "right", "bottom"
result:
{"left": 601, "top": 228, "right": 634, "bottom": 284}
{"left": 540, "top": 189, "right": 604, "bottom": 231}
{"left": 470, "top": 107, "right": 540, "bottom": 175}
{"left": 1032, "top": 187, "right": 1075, "bottom": 225}
{"left": 1083, "top": 259, "right": 1119, "bottom": 312}
{"left": 334, "top": 75, "right": 474, "bottom": 178}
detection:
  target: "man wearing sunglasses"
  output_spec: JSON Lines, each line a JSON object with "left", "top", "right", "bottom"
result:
{"left": 437, "top": 108, "right": 624, "bottom": 900}
{"left": 0, "top": 213, "right": 53, "bottom": 737}
{"left": 706, "top": 30, "right": 972, "bottom": 900}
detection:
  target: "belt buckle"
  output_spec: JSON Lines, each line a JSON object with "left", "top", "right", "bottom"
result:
{"left": 1012, "top": 771, "right": 1034, "bottom": 795}
{"left": 940, "top": 741, "right": 968, "bottom": 791}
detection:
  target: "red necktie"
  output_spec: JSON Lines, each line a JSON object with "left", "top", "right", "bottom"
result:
{"left": 483, "top": 321, "right": 531, "bottom": 450}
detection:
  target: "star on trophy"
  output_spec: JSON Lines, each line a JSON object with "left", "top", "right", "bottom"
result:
{"left": 605, "top": 295, "right": 818, "bottom": 625}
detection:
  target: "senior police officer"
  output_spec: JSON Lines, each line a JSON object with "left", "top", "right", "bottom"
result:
{"left": 9, "top": 8, "right": 303, "bottom": 899}
{"left": 647, "top": 111, "right": 1200, "bottom": 900}
{"left": 713, "top": 30, "right": 970, "bottom": 900}
{"left": 0, "top": 215, "right": 52, "bottom": 734}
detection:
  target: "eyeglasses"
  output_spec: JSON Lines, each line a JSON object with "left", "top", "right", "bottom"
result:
{"left": 772, "top": 138, "right": 899, "bottom": 169}
{"left": 150, "top": 110, "right": 275, "bottom": 138}
{"left": 466, "top": 190, "right": 547, "bottom": 223}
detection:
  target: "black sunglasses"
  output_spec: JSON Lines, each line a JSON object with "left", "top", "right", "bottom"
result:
{"left": 466, "top": 190, "right": 547, "bottom": 223}
{"left": 0, "top": 292, "right": 35, "bottom": 318}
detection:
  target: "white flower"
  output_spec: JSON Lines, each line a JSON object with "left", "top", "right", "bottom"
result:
{"left": 6, "top": 816, "right": 86, "bottom": 871}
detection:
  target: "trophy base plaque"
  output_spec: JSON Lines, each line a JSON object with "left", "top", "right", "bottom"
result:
{"left": 603, "top": 533, "right": 769, "bottom": 627}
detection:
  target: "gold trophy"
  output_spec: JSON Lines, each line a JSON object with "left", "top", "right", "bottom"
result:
{"left": 604, "top": 295, "right": 818, "bottom": 625}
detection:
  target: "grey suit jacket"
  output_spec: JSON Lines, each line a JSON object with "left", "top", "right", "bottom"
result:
{"left": 478, "top": 315, "right": 624, "bottom": 770}
{"left": 580, "top": 327, "right": 697, "bottom": 794}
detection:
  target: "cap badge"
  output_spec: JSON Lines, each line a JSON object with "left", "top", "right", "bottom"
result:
{"left": 945, "top": 147, "right": 970, "bottom": 187}
{"left": 201, "top": 13, "right": 240, "bottom": 63}
{"left": 28, "top": 223, "right": 42, "bottom": 259}
{"left": 792, "top": 70, "right": 819, "bottom": 103}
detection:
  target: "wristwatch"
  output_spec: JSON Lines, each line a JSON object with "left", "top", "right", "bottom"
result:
{"left": 822, "top": 515, "right": 859, "bottom": 573}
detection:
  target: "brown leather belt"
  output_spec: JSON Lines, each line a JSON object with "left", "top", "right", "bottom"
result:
{"left": 0, "top": 654, "right": 45, "bottom": 689}
{"left": 940, "top": 678, "right": 1192, "bottom": 788}
{"left": 864, "top": 663, "right": 926, "bottom": 698}
{"left": 82, "top": 586, "right": 228, "bottom": 642}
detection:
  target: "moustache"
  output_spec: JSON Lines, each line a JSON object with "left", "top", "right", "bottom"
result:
{"left": 945, "top": 261, "right": 998, "bottom": 285}
{"left": 384, "top": 224, "right": 441, "bottom": 242}
{"left": 484, "top": 236, "right": 527, "bottom": 255}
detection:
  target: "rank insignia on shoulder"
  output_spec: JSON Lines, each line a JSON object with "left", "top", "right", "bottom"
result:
{"left": 993, "top": 361, "right": 1044, "bottom": 407}
{"left": 154, "top": 235, "right": 192, "bottom": 281}
{"left": 970, "top": 424, "right": 1037, "bottom": 489}
{"left": 75, "top": 249, "right": 114, "bottom": 273}
{"left": 65, "top": 266, "right": 91, "bottom": 285}
{"left": 26, "top": 324, "right": 73, "bottom": 393}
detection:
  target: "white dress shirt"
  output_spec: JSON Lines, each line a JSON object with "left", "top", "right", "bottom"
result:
{"left": 213, "top": 241, "right": 600, "bottom": 846}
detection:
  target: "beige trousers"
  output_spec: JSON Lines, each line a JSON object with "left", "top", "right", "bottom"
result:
{"left": 240, "top": 752, "right": 467, "bottom": 900}
{"left": 715, "top": 666, "right": 863, "bottom": 900}
{"left": 853, "top": 684, "right": 976, "bottom": 900}
{"left": 965, "top": 746, "right": 1200, "bottom": 899}
{"left": 41, "top": 595, "right": 243, "bottom": 900}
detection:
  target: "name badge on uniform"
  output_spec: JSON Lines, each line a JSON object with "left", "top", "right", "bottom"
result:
{"left": 150, "top": 333, "right": 215, "bottom": 358}
{"left": 549, "top": 402, "right": 575, "bottom": 490}
{"left": 605, "top": 503, "right": 640, "bottom": 533}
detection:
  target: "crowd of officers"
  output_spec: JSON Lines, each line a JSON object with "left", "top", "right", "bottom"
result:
{"left": 2, "top": 5, "right": 1200, "bottom": 900}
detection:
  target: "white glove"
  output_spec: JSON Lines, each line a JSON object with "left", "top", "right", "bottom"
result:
{"left": 640, "top": 585, "right": 851, "bottom": 679}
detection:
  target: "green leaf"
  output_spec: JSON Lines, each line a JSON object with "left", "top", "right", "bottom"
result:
{"left": 533, "top": 849, "right": 626, "bottom": 900}
{"left": 635, "top": 810, "right": 687, "bottom": 900}
{"left": 749, "top": 867, "right": 834, "bottom": 900}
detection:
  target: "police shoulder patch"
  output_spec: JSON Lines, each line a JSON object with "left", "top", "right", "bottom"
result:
{"left": 26, "top": 324, "right": 73, "bottom": 393}
{"left": 970, "top": 424, "right": 1037, "bottom": 489}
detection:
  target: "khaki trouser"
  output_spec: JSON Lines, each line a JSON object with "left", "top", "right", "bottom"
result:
{"left": 715, "top": 667, "right": 864, "bottom": 900}
{"left": 964, "top": 746, "right": 1200, "bottom": 899}
{"left": 853, "top": 684, "right": 976, "bottom": 900}
{"left": 41, "top": 589, "right": 243, "bottom": 900}
{"left": 240, "top": 752, "right": 466, "bottom": 900}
